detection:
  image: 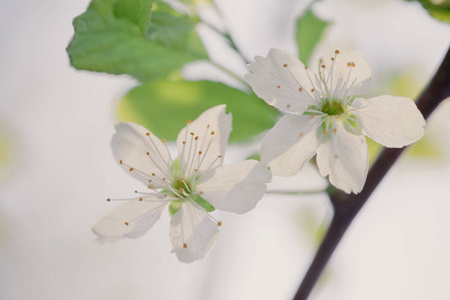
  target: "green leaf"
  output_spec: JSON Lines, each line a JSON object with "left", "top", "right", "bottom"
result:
{"left": 147, "top": 1, "right": 207, "bottom": 59}
{"left": 113, "top": 0, "right": 153, "bottom": 35}
{"left": 405, "top": 0, "right": 450, "bottom": 23}
{"left": 118, "top": 79, "right": 278, "bottom": 142}
{"left": 296, "top": 7, "right": 330, "bottom": 65}
{"left": 67, "top": 0, "right": 208, "bottom": 81}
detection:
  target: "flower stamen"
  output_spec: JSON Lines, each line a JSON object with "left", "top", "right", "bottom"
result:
{"left": 123, "top": 202, "right": 168, "bottom": 227}
{"left": 189, "top": 198, "right": 222, "bottom": 227}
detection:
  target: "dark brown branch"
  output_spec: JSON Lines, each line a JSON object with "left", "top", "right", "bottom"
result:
{"left": 294, "top": 46, "right": 450, "bottom": 300}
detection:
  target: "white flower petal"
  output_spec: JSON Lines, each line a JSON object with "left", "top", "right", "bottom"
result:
{"left": 350, "top": 96, "right": 425, "bottom": 148}
{"left": 322, "top": 50, "right": 371, "bottom": 97}
{"left": 260, "top": 114, "right": 321, "bottom": 176}
{"left": 245, "top": 48, "right": 319, "bottom": 113}
{"left": 92, "top": 195, "right": 167, "bottom": 244}
{"left": 196, "top": 160, "right": 271, "bottom": 214}
{"left": 112, "top": 123, "right": 172, "bottom": 185}
{"left": 316, "top": 120, "right": 368, "bottom": 194}
{"left": 177, "top": 105, "right": 231, "bottom": 175}
{"left": 169, "top": 201, "right": 219, "bottom": 263}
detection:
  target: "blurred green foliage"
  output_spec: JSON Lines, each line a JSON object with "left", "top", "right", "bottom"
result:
{"left": 246, "top": 154, "right": 261, "bottom": 161}
{"left": 296, "top": 6, "right": 330, "bottom": 65}
{"left": 0, "top": 129, "right": 12, "bottom": 183}
{"left": 0, "top": 141, "right": 5, "bottom": 166}
{"left": 405, "top": 0, "right": 450, "bottom": 23}
{"left": 118, "top": 79, "right": 278, "bottom": 141}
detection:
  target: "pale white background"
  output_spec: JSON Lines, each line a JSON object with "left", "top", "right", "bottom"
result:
{"left": 0, "top": 0, "right": 449, "bottom": 299}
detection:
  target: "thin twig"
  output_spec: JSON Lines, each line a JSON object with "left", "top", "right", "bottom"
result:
{"left": 266, "top": 189, "right": 326, "bottom": 196}
{"left": 209, "top": 61, "right": 250, "bottom": 87}
{"left": 206, "top": 1, "right": 250, "bottom": 64}
{"left": 294, "top": 46, "right": 450, "bottom": 300}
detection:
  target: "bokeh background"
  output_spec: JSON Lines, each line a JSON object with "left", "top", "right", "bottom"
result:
{"left": 1, "top": 0, "right": 450, "bottom": 299}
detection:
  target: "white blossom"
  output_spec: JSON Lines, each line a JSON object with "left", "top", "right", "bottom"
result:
{"left": 245, "top": 49, "right": 425, "bottom": 194}
{"left": 93, "top": 105, "right": 271, "bottom": 263}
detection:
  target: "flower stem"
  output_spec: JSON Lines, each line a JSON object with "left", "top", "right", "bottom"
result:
{"left": 266, "top": 189, "right": 326, "bottom": 196}
{"left": 293, "top": 46, "right": 450, "bottom": 300}
{"left": 209, "top": 61, "right": 250, "bottom": 87}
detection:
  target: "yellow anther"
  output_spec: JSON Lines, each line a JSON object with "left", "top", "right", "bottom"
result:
{"left": 195, "top": 136, "right": 199, "bottom": 140}
{"left": 347, "top": 62, "right": 352, "bottom": 67}
{"left": 162, "top": 139, "right": 166, "bottom": 143}
{"left": 335, "top": 50, "right": 340, "bottom": 54}
{"left": 311, "top": 89, "right": 315, "bottom": 92}
{"left": 106, "top": 198, "right": 111, "bottom": 202}
{"left": 331, "top": 57, "right": 334, "bottom": 61}
{"left": 186, "top": 120, "right": 191, "bottom": 124}
{"left": 152, "top": 173, "right": 156, "bottom": 176}
{"left": 333, "top": 128, "right": 337, "bottom": 133}
{"left": 304, "top": 66, "right": 308, "bottom": 70}
{"left": 146, "top": 132, "right": 150, "bottom": 136}
{"left": 218, "top": 155, "right": 223, "bottom": 158}
{"left": 164, "top": 194, "right": 168, "bottom": 197}
{"left": 148, "top": 179, "right": 152, "bottom": 183}
{"left": 210, "top": 131, "right": 215, "bottom": 135}
{"left": 352, "top": 62, "right": 356, "bottom": 67}
{"left": 283, "top": 64, "right": 288, "bottom": 67}
{"left": 199, "top": 191, "right": 204, "bottom": 195}
{"left": 323, "top": 130, "right": 328, "bottom": 134}
{"left": 183, "top": 243, "right": 187, "bottom": 248}
{"left": 190, "top": 132, "right": 194, "bottom": 136}
{"left": 129, "top": 168, "right": 134, "bottom": 172}
{"left": 299, "top": 132, "right": 304, "bottom": 137}
{"left": 119, "top": 160, "right": 123, "bottom": 164}
{"left": 146, "top": 152, "right": 150, "bottom": 155}
{"left": 321, "top": 64, "right": 326, "bottom": 68}
{"left": 148, "top": 185, "right": 154, "bottom": 189}
{"left": 139, "top": 197, "right": 143, "bottom": 201}
{"left": 334, "top": 155, "right": 338, "bottom": 159}
{"left": 217, "top": 221, "right": 222, "bottom": 227}
{"left": 124, "top": 222, "right": 129, "bottom": 226}
{"left": 311, "top": 114, "right": 315, "bottom": 118}
{"left": 182, "top": 141, "right": 186, "bottom": 145}
{"left": 163, "top": 177, "right": 166, "bottom": 181}
{"left": 299, "top": 88, "right": 302, "bottom": 92}
{"left": 198, "top": 151, "right": 202, "bottom": 155}
{"left": 286, "top": 104, "right": 291, "bottom": 108}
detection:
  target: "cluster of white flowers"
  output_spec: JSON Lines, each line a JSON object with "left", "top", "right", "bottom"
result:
{"left": 93, "top": 49, "right": 425, "bottom": 262}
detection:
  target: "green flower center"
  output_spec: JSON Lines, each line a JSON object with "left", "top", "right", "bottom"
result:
{"left": 172, "top": 178, "right": 192, "bottom": 196}
{"left": 321, "top": 100, "right": 344, "bottom": 115}
{"left": 168, "top": 177, "right": 216, "bottom": 217}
